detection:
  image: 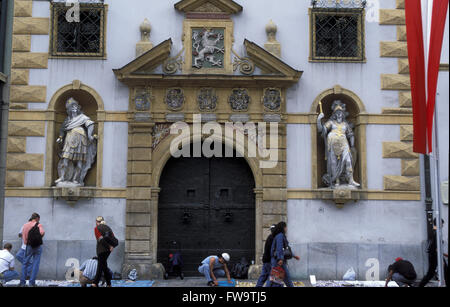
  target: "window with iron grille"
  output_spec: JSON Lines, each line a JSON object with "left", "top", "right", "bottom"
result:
{"left": 50, "top": 2, "right": 106, "bottom": 58}
{"left": 310, "top": 8, "right": 365, "bottom": 62}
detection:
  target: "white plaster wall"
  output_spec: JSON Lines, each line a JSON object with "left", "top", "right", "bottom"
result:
{"left": 2, "top": 197, "right": 126, "bottom": 241}
{"left": 287, "top": 199, "right": 427, "bottom": 244}
{"left": 102, "top": 122, "right": 128, "bottom": 188}
{"left": 287, "top": 124, "right": 311, "bottom": 189}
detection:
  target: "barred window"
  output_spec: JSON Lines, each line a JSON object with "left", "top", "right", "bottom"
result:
{"left": 310, "top": 8, "right": 365, "bottom": 62}
{"left": 50, "top": 2, "right": 107, "bottom": 58}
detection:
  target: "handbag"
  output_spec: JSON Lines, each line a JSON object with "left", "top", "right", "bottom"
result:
{"left": 269, "top": 266, "right": 286, "bottom": 285}
{"left": 283, "top": 245, "right": 293, "bottom": 260}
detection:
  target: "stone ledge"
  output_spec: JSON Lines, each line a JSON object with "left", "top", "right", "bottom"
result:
{"left": 287, "top": 189, "right": 421, "bottom": 201}
{"left": 382, "top": 107, "right": 412, "bottom": 115}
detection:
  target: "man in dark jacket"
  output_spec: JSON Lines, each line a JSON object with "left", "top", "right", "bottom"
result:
{"left": 92, "top": 216, "right": 115, "bottom": 287}
{"left": 256, "top": 224, "right": 276, "bottom": 287}
{"left": 419, "top": 219, "right": 448, "bottom": 287}
{"left": 385, "top": 258, "right": 417, "bottom": 287}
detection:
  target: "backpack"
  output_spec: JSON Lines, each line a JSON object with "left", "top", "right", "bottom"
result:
{"left": 231, "top": 257, "right": 250, "bottom": 279}
{"left": 99, "top": 225, "right": 119, "bottom": 248}
{"left": 27, "top": 222, "right": 43, "bottom": 248}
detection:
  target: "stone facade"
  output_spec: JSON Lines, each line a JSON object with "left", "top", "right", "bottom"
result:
{"left": 1, "top": 0, "right": 448, "bottom": 281}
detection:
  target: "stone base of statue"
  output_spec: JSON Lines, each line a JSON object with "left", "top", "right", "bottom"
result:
{"left": 55, "top": 181, "right": 84, "bottom": 188}
{"left": 52, "top": 185, "right": 94, "bottom": 206}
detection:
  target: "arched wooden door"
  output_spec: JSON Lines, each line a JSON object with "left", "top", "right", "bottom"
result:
{"left": 157, "top": 152, "right": 256, "bottom": 276}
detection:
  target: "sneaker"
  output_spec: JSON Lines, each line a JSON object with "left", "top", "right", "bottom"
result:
{"left": 207, "top": 281, "right": 215, "bottom": 287}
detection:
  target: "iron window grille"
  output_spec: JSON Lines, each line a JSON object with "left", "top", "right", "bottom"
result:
{"left": 50, "top": 2, "right": 106, "bottom": 58}
{"left": 310, "top": 8, "right": 366, "bottom": 63}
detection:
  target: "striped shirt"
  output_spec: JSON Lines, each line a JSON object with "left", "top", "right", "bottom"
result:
{"left": 79, "top": 259, "right": 98, "bottom": 280}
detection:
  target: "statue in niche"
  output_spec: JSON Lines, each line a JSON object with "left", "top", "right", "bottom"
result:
{"left": 317, "top": 100, "right": 360, "bottom": 189}
{"left": 55, "top": 98, "right": 97, "bottom": 187}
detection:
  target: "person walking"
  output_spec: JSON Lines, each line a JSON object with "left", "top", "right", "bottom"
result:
{"left": 16, "top": 221, "right": 32, "bottom": 279}
{"left": 0, "top": 243, "right": 20, "bottom": 286}
{"left": 92, "top": 217, "right": 116, "bottom": 287}
{"left": 385, "top": 258, "right": 417, "bottom": 287}
{"left": 268, "top": 222, "right": 300, "bottom": 287}
{"left": 19, "top": 213, "right": 45, "bottom": 287}
{"left": 419, "top": 219, "right": 448, "bottom": 287}
{"left": 256, "top": 224, "right": 276, "bottom": 287}
{"left": 198, "top": 253, "right": 232, "bottom": 287}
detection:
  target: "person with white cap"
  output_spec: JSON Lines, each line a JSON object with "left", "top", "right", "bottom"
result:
{"left": 198, "top": 253, "right": 232, "bottom": 287}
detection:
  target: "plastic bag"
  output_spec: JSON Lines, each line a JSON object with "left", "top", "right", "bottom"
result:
{"left": 343, "top": 267, "right": 356, "bottom": 281}
{"left": 128, "top": 269, "right": 138, "bottom": 281}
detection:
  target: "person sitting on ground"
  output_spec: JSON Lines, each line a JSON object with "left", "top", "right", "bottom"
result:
{"left": 78, "top": 257, "right": 99, "bottom": 287}
{"left": 0, "top": 243, "right": 20, "bottom": 286}
{"left": 385, "top": 257, "right": 417, "bottom": 287}
{"left": 198, "top": 253, "right": 232, "bottom": 287}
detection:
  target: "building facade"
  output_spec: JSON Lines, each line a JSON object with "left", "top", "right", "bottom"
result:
{"left": 1, "top": 0, "right": 448, "bottom": 280}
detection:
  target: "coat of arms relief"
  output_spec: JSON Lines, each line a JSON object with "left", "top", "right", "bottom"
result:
{"left": 192, "top": 28, "right": 225, "bottom": 69}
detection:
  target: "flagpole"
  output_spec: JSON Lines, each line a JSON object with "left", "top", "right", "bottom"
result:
{"left": 425, "top": 0, "right": 444, "bottom": 287}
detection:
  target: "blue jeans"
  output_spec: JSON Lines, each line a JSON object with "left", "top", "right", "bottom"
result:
{"left": 268, "top": 259, "right": 294, "bottom": 287}
{"left": 256, "top": 263, "right": 272, "bottom": 287}
{"left": 198, "top": 264, "right": 225, "bottom": 283}
{"left": 16, "top": 248, "right": 32, "bottom": 277}
{"left": 1, "top": 270, "right": 20, "bottom": 283}
{"left": 392, "top": 273, "right": 415, "bottom": 287}
{"left": 20, "top": 245, "right": 42, "bottom": 286}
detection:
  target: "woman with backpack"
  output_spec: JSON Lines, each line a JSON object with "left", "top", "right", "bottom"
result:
{"left": 268, "top": 222, "right": 300, "bottom": 287}
{"left": 92, "top": 216, "right": 118, "bottom": 287}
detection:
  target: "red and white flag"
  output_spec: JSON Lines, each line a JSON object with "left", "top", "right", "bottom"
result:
{"left": 405, "top": 0, "right": 448, "bottom": 154}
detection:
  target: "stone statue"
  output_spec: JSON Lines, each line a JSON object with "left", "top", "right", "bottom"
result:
{"left": 55, "top": 98, "right": 97, "bottom": 187}
{"left": 317, "top": 100, "right": 360, "bottom": 189}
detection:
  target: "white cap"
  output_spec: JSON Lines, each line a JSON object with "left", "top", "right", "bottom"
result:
{"left": 222, "top": 253, "right": 230, "bottom": 262}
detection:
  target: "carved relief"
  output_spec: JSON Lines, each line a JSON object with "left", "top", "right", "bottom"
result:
{"left": 192, "top": 28, "right": 225, "bottom": 69}
{"left": 134, "top": 88, "right": 153, "bottom": 111}
{"left": 229, "top": 88, "right": 250, "bottom": 112}
{"left": 198, "top": 88, "right": 218, "bottom": 111}
{"left": 262, "top": 88, "right": 282, "bottom": 112}
{"left": 165, "top": 88, "right": 185, "bottom": 111}
{"left": 152, "top": 124, "right": 171, "bottom": 150}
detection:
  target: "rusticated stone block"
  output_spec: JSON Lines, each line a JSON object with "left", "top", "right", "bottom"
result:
{"left": 125, "top": 240, "right": 150, "bottom": 253}
{"left": 126, "top": 213, "right": 151, "bottom": 227}
{"left": 384, "top": 176, "right": 420, "bottom": 191}
{"left": 379, "top": 9, "right": 405, "bottom": 25}
{"left": 383, "top": 142, "right": 419, "bottom": 159}
{"left": 13, "top": 17, "right": 49, "bottom": 35}
{"left": 10, "top": 85, "right": 46, "bottom": 102}
{"left": 398, "top": 58, "right": 409, "bottom": 74}
{"left": 126, "top": 187, "right": 152, "bottom": 200}
{"left": 7, "top": 137, "right": 26, "bottom": 153}
{"left": 129, "top": 133, "right": 152, "bottom": 148}
{"left": 129, "top": 161, "right": 152, "bottom": 174}
{"left": 12, "top": 52, "right": 48, "bottom": 69}
{"left": 8, "top": 121, "right": 45, "bottom": 136}
{"left": 126, "top": 200, "right": 151, "bottom": 213}
{"left": 381, "top": 74, "right": 411, "bottom": 90}
{"left": 7, "top": 153, "right": 44, "bottom": 171}
{"left": 263, "top": 188, "right": 287, "bottom": 201}
{"left": 400, "top": 125, "right": 414, "bottom": 141}
{"left": 263, "top": 175, "right": 286, "bottom": 188}
{"left": 12, "top": 35, "right": 31, "bottom": 51}
{"left": 129, "top": 148, "right": 152, "bottom": 161}
{"left": 263, "top": 214, "right": 287, "bottom": 228}
{"left": 399, "top": 92, "right": 412, "bottom": 107}
{"left": 128, "top": 174, "right": 152, "bottom": 187}
{"left": 397, "top": 26, "right": 407, "bottom": 41}
{"left": 262, "top": 201, "right": 287, "bottom": 215}
{"left": 396, "top": 0, "right": 405, "bottom": 9}
{"left": 126, "top": 227, "right": 151, "bottom": 240}
{"left": 380, "top": 42, "right": 408, "bottom": 57}
{"left": 6, "top": 171, "right": 25, "bottom": 187}
{"left": 14, "top": 1, "right": 33, "bottom": 17}
{"left": 262, "top": 162, "right": 286, "bottom": 175}
{"left": 402, "top": 159, "right": 420, "bottom": 176}
{"left": 10, "top": 69, "right": 29, "bottom": 85}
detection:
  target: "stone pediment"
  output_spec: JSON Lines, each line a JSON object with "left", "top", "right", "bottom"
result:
{"left": 174, "top": 0, "right": 243, "bottom": 15}
{"left": 113, "top": 39, "right": 302, "bottom": 87}
{"left": 113, "top": 39, "right": 173, "bottom": 78}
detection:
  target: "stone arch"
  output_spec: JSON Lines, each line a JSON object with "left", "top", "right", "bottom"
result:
{"left": 45, "top": 81, "right": 104, "bottom": 187}
{"left": 310, "top": 85, "right": 368, "bottom": 189}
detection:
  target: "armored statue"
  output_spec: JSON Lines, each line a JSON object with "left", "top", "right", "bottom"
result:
{"left": 317, "top": 100, "right": 360, "bottom": 189}
{"left": 55, "top": 98, "right": 97, "bottom": 187}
